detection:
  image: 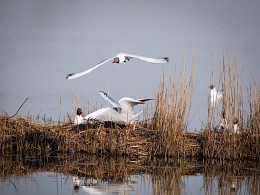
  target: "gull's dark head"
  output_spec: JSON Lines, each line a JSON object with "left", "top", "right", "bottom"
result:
{"left": 209, "top": 85, "right": 215, "bottom": 89}
{"left": 233, "top": 118, "right": 238, "bottom": 124}
{"left": 66, "top": 73, "right": 75, "bottom": 79}
{"left": 76, "top": 108, "right": 83, "bottom": 116}
{"left": 113, "top": 57, "right": 120, "bottom": 63}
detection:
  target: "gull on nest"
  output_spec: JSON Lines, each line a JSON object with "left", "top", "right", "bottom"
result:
{"left": 84, "top": 91, "right": 153, "bottom": 125}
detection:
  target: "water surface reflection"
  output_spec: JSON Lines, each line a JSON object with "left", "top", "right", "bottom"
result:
{"left": 0, "top": 154, "right": 259, "bottom": 194}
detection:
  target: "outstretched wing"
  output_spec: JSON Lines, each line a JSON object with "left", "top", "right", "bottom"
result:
{"left": 124, "top": 53, "right": 169, "bottom": 64}
{"left": 119, "top": 97, "right": 144, "bottom": 115}
{"left": 84, "top": 108, "right": 143, "bottom": 125}
{"left": 137, "top": 98, "right": 154, "bottom": 103}
{"left": 66, "top": 57, "right": 114, "bottom": 79}
{"left": 100, "top": 91, "right": 121, "bottom": 112}
{"left": 84, "top": 108, "right": 126, "bottom": 124}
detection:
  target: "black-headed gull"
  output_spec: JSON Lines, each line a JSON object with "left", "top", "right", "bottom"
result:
{"left": 209, "top": 85, "right": 222, "bottom": 107}
{"left": 66, "top": 53, "right": 169, "bottom": 79}
{"left": 74, "top": 108, "right": 84, "bottom": 125}
{"left": 215, "top": 112, "right": 228, "bottom": 132}
{"left": 232, "top": 118, "right": 240, "bottom": 134}
{"left": 84, "top": 91, "right": 153, "bottom": 125}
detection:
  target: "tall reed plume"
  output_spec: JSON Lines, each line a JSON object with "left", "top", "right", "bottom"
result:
{"left": 152, "top": 54, "right": 195, "bottom": 158}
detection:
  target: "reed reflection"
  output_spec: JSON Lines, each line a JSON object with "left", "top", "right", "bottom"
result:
{"left": 0, "top": 155, "right": 259, "bottom": 195}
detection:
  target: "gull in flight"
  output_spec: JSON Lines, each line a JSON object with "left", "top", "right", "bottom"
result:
{"left": 84, "top": 91, "right": 153, "bottom": 125}
{"left": 66, "top": 53, "right": 169, "bottom": 79}
{"left": 209, "top": 84, "right": 222, "bottom": 107}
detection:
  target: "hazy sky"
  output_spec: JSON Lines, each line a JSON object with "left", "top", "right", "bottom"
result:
{"left": 0, "top": 0, "right": 259, "bottom": 129}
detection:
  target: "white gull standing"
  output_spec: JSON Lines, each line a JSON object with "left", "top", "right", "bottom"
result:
{"left": 215, "top": 112, "right": 228, "bottom": 132}
{"left": 74, "top": 108, "right": 84, "bottom": 125}
{"left": 66, "top": 53, "right": 169, "bottom": 79}
{"left": 232, "top": 118, "right": 240, "bottom": 134}
{"left": 84, "top": 91, "right": 153, "bottom": 125}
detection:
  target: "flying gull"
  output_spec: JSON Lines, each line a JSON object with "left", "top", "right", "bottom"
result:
{"left": 66, "top": 53, "right": 169, "bottom": 79}
{"left": 209, "top": 85, "right": 222, "bottom": 108}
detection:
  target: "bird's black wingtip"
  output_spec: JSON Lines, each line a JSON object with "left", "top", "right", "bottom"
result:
{"left": 138, "top": 98, "right": 154, "bottom": 103}
{"left": 164, "top": 57, "right": 169, "bottom": 62}
{"left": 100, "top": 91, "right": 108, "bottom": 96}
{"left": 66, "top": 73, "right": 75, "bottom": 79}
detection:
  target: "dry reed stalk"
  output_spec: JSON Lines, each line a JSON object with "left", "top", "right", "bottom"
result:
{"left": 246, "top": 83, "right": 260, "bottom": 157}
{"left": 204, "top": 49, "right": 260, "bottom": 160}
{"left": 152, "top": 54, "right": 195, "bottom": 158}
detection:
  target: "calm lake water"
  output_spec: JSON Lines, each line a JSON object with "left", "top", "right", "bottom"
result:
{"left": 0, "top": 154, "right": 259, "bottom": 195}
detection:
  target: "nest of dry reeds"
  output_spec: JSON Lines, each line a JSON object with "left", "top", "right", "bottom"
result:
{"left": 0, "top": 115, "right": 202, "bottom": 159}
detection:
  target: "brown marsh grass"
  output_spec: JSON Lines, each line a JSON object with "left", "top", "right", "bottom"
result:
{"left": 152, "top": 54, "right": 195, "bottom": 158}
{"left": 0, "top": 114, "right": 202, "bottom": 159}
{"left": 0, "top": 50, "right": 259, "bottom": 161}
{"left": 204, "top": 49, "right": 260, "bottom": 160}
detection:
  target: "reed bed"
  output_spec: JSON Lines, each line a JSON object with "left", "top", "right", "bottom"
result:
{"left": 0, "top": 51, "right": 259, "bottom": 161}
{"left": 0, "top": 115, "right": 201, "bottom": 159}
{"left": 204, "top": 49, "right": 260, "bottom": 160}
{"left": 152, "top": 55, "right": 195, "bottom": 158}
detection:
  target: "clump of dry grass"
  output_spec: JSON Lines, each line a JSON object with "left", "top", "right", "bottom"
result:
{"left": 0, "top": 114, "right": 202, "bottom": 159}
{"left": 0, "top": 114, "right": 70, "bottom": 155}
{"left": 203, "top": 49, "right": 260, "bottom": 160}
{"left": 152, "top": 54, "right": 195, "bottom": 158}
{"left": 0, "top": 114, "right": 156, "bottom": 156}
{"left": 247, "top": 83, "right": 260, "bottom": 138}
